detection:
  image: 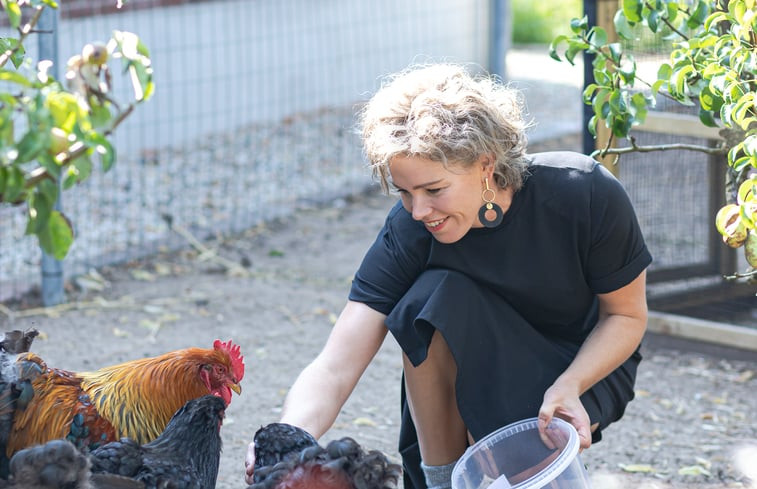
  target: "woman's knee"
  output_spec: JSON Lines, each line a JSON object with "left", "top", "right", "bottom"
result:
{"left": 403, "top": 330, "right": 457, "bottom": 386}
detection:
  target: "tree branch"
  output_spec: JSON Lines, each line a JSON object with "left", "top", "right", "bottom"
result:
{"left": 23, "top": 102, "right": 138, "bottom": 189}
{"left": 593, "top": 135, "right": 728, "bottom": 158}
{"left": 0, "top": 5, "right": 45, "bottom": 68}
{"left": 643, "top": 1, "right": 690, "bottom": 40}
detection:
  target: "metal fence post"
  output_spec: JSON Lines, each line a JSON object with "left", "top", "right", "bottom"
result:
{"left": 582, "top": 0, "right": 596, "bottom": 157}
{"left": 38, "top": 6, "right": 65, "bottom": 306}
{"left": 489, "top": 0, "right": 511, "bottom": 80}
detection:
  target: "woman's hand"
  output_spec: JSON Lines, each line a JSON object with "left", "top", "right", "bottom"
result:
{"left": 537, "top": 380, "right": 592, "bottom": 451}
{"left": 244, "top": 441, "right": 255, "bottom": 484}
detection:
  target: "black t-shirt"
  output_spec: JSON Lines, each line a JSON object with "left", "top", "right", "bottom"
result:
{"left": 349, "top": 151, "right": 653, "bottom": 344}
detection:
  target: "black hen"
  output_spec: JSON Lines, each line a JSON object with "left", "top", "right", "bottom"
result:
{"left": 89, "top": 394, "right": 225, "bottom": 489}
{"left": 0, "top": 438, "right": 91, "bottom": 489}
{"left": 250, "top": 427, "right": 401, "bottom": 489}
{"left": 252, "top": 423, "right": 318, "bottom": 472}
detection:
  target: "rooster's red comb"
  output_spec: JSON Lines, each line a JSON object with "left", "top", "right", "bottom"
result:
{"left": 214, "top": 339, "right": 245, "bottom": 381}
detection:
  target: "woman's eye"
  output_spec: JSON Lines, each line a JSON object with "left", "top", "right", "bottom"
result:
{"left": 426, "top": 188, "right": 442, "bottom": 195}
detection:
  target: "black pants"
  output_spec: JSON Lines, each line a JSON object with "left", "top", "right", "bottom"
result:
{"left": 385, "top": 269, "right": 640, "bottom": 489}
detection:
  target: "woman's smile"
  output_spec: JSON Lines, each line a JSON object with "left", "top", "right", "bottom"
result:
{"left": 424, "top": 217, "right": 448, "bottom": 232}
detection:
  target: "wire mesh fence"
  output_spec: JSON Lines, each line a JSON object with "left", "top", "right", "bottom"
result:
{"left": 1, "top": 0, "right": 501, "bottom": 301}
{"left": 3, "top": 0, "right": 750, "bottom": 319}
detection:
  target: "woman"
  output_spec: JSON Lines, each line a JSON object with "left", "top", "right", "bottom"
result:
{"left": 245, "top": 63, "right": 652, "bottom": 489}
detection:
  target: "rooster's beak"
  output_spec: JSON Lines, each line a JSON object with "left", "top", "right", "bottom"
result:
{"left": 231, "top": 382, "right": 242, "bottom": 395}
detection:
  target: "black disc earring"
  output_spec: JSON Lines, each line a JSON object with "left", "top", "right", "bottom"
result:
{"left": 478, "top": 177, "right": 503, "bottom": 228}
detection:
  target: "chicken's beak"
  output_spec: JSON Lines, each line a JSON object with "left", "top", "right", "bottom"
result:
{"left": 231, "top": 382, "right": 242, "bottom": 395}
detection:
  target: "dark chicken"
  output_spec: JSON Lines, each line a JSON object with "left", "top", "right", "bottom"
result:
{"left": 89, "top": 394, "right": 226, "bottom": 489}
{"left": 0, "top": 438, "right": 139, "bottom": 488}
{"left": 0, "top": 329, "right": 244, "bottom": 464}
{"left": 0, "top": 438, "right": 91, "bottom": 489}
{"left": 250, "top": 423, "right": 401, "bottom": 489}
{"left": 252, "top": 423, "right": 318, "bottom": 471}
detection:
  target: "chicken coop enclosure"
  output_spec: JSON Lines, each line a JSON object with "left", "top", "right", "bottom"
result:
{"left": 584, "top": 0, "right": 756, "bottom": 327}
{"left": 1, "top": 0, "right": 754, "bottom": 329}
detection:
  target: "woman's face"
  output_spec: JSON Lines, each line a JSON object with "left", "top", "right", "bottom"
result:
{"left": 389, "top": 155, "right": 487, "bottom": 244}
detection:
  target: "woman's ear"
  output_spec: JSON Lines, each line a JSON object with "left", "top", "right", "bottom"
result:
{"left": 478, "top": 154, "right": 495, "bottom": 176}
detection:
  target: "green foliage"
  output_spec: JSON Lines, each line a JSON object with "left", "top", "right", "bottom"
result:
{"left": 0, "top": 0, "right": 153, "bottom": 259}
{"left": 550, "top": 0, "right": 757, "bottom": 281}
{"left": 512, "top": 0, "right": 582, "bottom": 44}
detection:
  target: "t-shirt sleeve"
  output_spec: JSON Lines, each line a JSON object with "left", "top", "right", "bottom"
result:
{"left": 348, "top": 202, "right": 430, "bottom": 315}
{"left": 586, "top": 164, "right": 653, "bottom": 293}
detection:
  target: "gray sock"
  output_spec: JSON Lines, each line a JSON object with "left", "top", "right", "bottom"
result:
{"left": 420, "top": 460, "right": 456, "bottom": 489}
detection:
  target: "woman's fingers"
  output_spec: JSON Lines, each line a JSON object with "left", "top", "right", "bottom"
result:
{"left": 244, "top": 441, "right": 256, "bottom": 484}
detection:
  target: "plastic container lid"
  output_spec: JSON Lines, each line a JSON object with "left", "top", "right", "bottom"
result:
{"left": 451, "top": 417, "right": 588, "bottom": 489}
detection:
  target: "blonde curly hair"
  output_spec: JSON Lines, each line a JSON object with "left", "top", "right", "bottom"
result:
{"left": 358, "top": 63, "right": 531, "bottom": 193}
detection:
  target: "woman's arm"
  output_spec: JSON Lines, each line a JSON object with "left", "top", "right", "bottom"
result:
{"left": 245, "top": 300, "right": 388, "bottom": 482}
{"left": 279, "top": 300, "right": 389, "bottom": 437}
{"left": 538, "top": 269, "right": 648, "bottom": 449}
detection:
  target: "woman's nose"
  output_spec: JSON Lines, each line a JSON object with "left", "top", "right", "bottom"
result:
{"left": 410, "top": 196, "right": 431, "bottom": 221}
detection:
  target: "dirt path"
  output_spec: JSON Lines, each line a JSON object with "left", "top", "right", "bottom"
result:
{"left": 1, "top": 174, "right": 755, "bottom": 489}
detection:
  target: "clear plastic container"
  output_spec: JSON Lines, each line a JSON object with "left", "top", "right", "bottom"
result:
{"left": 451, "top": 417, "right": 592, "bottom": 489}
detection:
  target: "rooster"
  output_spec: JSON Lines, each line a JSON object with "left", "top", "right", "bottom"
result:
{"left": 89, "top": 394, "right": 226, "bottom": 489}
{"left": 250, "top": 424, "right": 401, "bottom": 489}
{"left": 0, "top": 329, "right": 244, "bottom": 464}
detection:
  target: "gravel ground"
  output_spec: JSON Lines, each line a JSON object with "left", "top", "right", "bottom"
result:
{"left": 1, "top": 180, "right": 755, "bottom": 489}
{"left": 1, "top": 48, "right": 755, "bottom": 489}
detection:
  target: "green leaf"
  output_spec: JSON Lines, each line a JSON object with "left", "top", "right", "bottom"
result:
{"left": 549, "top": 35, "right": 568, "bottom": 61}
{"left": 588, "top": 115, "right": 598, "bottom": 137}
{"left": 611, "top": 114, "right": 633, "bottom": 137}
{"left": 702, "top": 63, "right": 725, "bottom": 78}
{"left": 569, "top": 16, "right": 589, "bottom": 34}
{"left": 88, "top": 134, "right": 115, "bottom": 171}
{"left": 673, "top": 64, "right": 695, "bottom": 97}
{"left": 648, "top": 9, "right": 661, "bottom": 32}
{"left": 89, "top": 103, "right": 112, "bottom": 128}
{"left": 651, "top": 79, "right": 667, "bottom": 97}
{"left": 614, "top": 10, "right": 635, "bottom": 39}
{"left": 0, "top": 38, "right": 25, "bottom": 68}
{"left": 698, "top": 107, "right": 718, "bottom": 127}
{"left": 593, "top": 88, "right": 610, "bottom": 117}
{"left": 69, "top": 154, "right": 93, "bottom": 183}
{"left": 37, "top": 210, "right": 73, "bottom": 260}
{"left": 589, "top": 27, "right": 608, "bottom": 47}
{"left": 704, "top": 11, "right": 729, "bottom": 31}
{"left": 607, "top": 43, "right": 623, "bottom": 65}
{"left": 583, "top": 83, "right": 599, "bottom": 104}
{"left": 0, "top": 68, "right": 33, "bottom": 87}
{"left": 743, "top": 135, "right": 757, "bottom": 157}
{"left": 699, "top": 85, "right": 716, "bottom": 111}
{"left": 631, "top": 92, "right": 649, "bottom": 123}
{"left": 25, "top": 180, "right": 57, "bottom": 235}
{"left": 565, "top": 40, "right": 590, "bottom": 65}
{"left": 666, "top": 2, "right": 679, "bottom": 24}
{"left": 687, "top": 0, "right": 710, "bottom": 29}
{"left": 15, "top": 130, "right": 47, "bottom": 163}
{"left": 3, "top": 1, "right": 22, "bottom": 29}
{"left": 657, "top": 63, "right": 673, "bottom": 80}
{"left": 45, "top": 92, "right": 84, "bottom": 132}
{"left": 0, "top": 166, "right": 25, "bottom": 203}
{"left": 623, "top": 0, "right": 643, "bottom": 23}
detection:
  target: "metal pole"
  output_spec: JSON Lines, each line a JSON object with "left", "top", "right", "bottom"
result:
{"left": 489, "top": 0, "right": 511, "bottom": 80}
{"left": 582, "top": 0, "right": 597, "bottom": 156}
{"left": 38, "top": 6, "right": 65, "bottom": 306}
